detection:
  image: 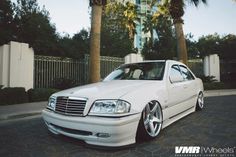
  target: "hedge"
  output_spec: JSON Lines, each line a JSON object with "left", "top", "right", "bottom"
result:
{"left": 0, "top": 87, "right": 59, "bottom": 105}
{"left": 0, "top": 87, "right": 28, "bottom": 105}
{"left": 28, "top": 88, "right": 59, "bottom": 102}
{"left": 204, "top": 82, "right": 236, "bottom": 90}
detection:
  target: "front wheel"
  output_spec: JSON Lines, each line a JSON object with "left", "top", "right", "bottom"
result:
{"left": 136, "top": 101, "right": 162, "bottom": 141}
{"left": 196, "top": 92, "right": 204, "bottom": 111}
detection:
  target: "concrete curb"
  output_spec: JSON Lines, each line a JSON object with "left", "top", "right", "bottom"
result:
{"left": 204, "top": 89, "right": 236, "bottom": 97}
{"left": 0, "top": 112, "right": 42, "bottom": 121}
{"left": 0, "top": 101, "right": 47, "bottom": 122}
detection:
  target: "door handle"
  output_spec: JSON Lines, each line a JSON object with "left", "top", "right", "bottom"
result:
{"left": 183, "top": 85, "right": 188, "bottom": 89}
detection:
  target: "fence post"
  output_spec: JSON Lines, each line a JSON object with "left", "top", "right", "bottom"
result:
{"left": 124, "top": 53, "right": 143, "bottom": 64}
{"left": 203, "top": 54, "right": 220, "bottom": 82}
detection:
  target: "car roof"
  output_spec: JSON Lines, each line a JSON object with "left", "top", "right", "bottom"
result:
{"left": 124, "top": 60, "right": 186, "bottom": 66}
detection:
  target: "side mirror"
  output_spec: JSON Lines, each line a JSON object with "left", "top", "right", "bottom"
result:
{"left": 169, "top": 75, "right": 184, "bottom": 83}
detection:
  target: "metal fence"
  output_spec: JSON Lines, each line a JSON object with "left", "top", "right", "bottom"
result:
{"left": 34, "top": 55, "right": 204, "bottom": 88}
{"left": 34, "top": 55, "right": 124, "bottom": 88}
{"left": 220, "top": 60, "right": 236, "bottom": 82}
{"left": 188, "top": 59, "right": 204, "bottom": 77}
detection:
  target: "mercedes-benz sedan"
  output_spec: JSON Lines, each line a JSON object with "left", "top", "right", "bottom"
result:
{"left": 42, "top": 60, "right": 204, "bottom": 147}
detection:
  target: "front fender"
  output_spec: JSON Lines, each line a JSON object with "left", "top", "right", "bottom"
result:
{"left": 196, "top": 78, "right": 204, "bottom": 94}
{"left": 120, "top": 82, "right": 168, "bottom": 113}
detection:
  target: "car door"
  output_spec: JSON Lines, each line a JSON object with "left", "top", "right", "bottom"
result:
{"left": 179, "top": 65, "right": 197, "bottom": 109}
{"left": 165, "top": 64, "right": 187, "bottom": 119}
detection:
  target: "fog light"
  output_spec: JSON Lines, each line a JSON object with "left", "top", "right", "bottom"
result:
{"left": 96, "top": 133, "right": 110, "bottom": 138}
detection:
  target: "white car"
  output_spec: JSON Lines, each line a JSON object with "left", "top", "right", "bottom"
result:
{"left": 42, "top": 60, "right": 204, "bottom": 147}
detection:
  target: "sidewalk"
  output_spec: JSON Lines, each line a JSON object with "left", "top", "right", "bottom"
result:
{"left": 0, "top": 89, "right": 235, "bottom": 121}
{"left": 204, "top": 89, "right": 236, "bottom": 97}
{"left": 0, "top": 101, "right": 47, "bottom": 121}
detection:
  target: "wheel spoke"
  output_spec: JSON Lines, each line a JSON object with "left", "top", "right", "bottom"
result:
{"left": 198, "top": 99, "right": 202, "bottom": 104}
{"left": 142, "top": 101, "right": 162, "bottom": 137}
{"left": 152, "top": 117, "right": 161, "bottom": 123}
{"left": 198, "top": 94, "right": 204, "bottom": 108}
{"left": 144, "top": 118, "right": 149, "bottom": 127}
{"left": 146, "top": 104, "right": 151, "bottom": 113}
{"left": 151, "top": 103, "right": 158, "bottom": 115}
{"left": 148, "top": 122, "right": 155, "bottom": 135}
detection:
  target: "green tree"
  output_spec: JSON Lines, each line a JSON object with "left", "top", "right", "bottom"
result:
{"left": 197, "top": 33, "right": 236, "bottom": 59}
{"left": 197, "top": 33, "right": 221, "bottom": 58}
{"left": 105, "top": 1, "right": 138, "bottom": 44}
{"left": 142, "top": 0, "right": 162, "bottom": 45}
{"left": 72, "top": 29, "right": 90, "bottom": 55}
{"left": 89, "top": 0, "right": 107, "bottom": 83}
{"left": 142, "top": 14, "right": 155, "bottom": 46}
{"left": 0, "top": 0, "right": 15, "bottom": 45}
{"left": 14, "top": 0, "right": 59, "bottom": 55}
{"left": 142, "top": 14, "right": 176, "bottom": 60}
{"left": 220, "top": 34, "right": 236, "bottom": 59}
{"left": 122, "top": 1, "right": 138, "bottom": 41}
{"left": 58, "top": 29, "right": 90, "bottom": 59}
{"left": 185, "top": 33, "right": 200, "bottom": 59}
{"left": 101, "top": 1, "right": 136, "bottom": 57}
{"left": 163, "top": 0, "right": 207, "bottom": 64}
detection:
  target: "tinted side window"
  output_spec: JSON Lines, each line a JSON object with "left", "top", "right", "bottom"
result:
{"left": 179, "top": 65, "right": 194, "bottom": 80}
{"left": 170, "top": 65, "right": 182, "bottom": 80}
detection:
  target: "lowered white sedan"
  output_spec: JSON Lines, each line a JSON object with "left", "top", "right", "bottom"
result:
{"left": 42, "top": 60, "right": 204, "bottom": 147}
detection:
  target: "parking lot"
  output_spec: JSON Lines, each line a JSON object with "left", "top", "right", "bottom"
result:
{"left": 0, "top": 95, "right": 235, "bottom": 157}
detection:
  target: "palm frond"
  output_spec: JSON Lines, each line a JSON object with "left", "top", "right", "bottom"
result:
{"left": 189, "top": 0, "right": 207, "bottom": 7}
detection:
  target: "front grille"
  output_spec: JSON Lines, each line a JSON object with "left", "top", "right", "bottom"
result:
{"left": 55, "top": 96, "right": 87, "bottom": 116}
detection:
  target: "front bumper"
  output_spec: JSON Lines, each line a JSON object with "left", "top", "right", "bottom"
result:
{"left": 42, "top": 109, "right": 141, "bottom": 147}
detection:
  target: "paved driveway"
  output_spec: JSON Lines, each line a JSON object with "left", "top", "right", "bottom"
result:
{"left": 0, "top": 96, "right": 235, "bottom": 157}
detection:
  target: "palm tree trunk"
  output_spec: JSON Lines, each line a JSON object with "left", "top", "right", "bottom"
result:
{"left": 174, "top": 22, "right": 188, "bottom": 65}
{"left": 89, "top": 5, "right": 102, "bottom": 83}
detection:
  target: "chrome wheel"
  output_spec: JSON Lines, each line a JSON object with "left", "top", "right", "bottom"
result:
{"left": 142, "top": 101, "right": 162, "bottom": 137}
{"left": 196, "top": 92, "right": 204, "bottom": 110}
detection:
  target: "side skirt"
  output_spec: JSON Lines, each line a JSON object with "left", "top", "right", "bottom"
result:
{"left": 161, "top": 106, "right": 195, "bottom": 129}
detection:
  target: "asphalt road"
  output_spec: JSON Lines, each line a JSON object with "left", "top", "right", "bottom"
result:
{"left": 0, "top": 96, "right": 235, "bottom": 157}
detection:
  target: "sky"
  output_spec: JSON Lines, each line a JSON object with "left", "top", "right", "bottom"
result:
{"left": 183, "top": 0, "right": 236, "bottom": 39}
{"left": 37, "top": 0, "right": 91, "bottom": 36}
{"left": 13, "top": 0, "right": 236, "bottom": 40}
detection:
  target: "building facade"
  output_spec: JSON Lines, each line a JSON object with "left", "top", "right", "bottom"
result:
{"left": 128, "top": 0, "right": 157, "bottom": 52}
{"left": 115, "top": 0, "right": 157, "bottom": 52}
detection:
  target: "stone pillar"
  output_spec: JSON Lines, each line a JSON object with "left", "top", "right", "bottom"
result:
{"left": 0, "top": 44, "right": 10, "bottom": 87}
{"left": 124, "top": 53, "right": 143, "bottom": 64}
{"left": 203, "top": 54, "right": 220, "bottom": 82}
{"left": 0, "top": 41, "right": 34, "bottom": 90}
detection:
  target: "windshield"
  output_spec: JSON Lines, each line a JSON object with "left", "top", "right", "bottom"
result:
{"left": 104, "top": 62, "right": 165, "bottom": 81}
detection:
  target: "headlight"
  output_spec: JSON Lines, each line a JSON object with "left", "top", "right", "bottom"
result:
{"left": 47, "top": 96, "right": 56, "bottom": 110}
{"left": 90, "top": 100, "right": 131, "bottom": 114}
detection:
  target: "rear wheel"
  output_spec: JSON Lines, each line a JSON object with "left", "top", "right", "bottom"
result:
{"left": 196, "top": 92, "right": 204, "bottom": 111}
{"left": 136, "top": 101, "right": 162, "bottom": 141}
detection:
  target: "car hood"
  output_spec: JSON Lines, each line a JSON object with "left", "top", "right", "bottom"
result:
{"left": 53, "top": 80, "right": 156, "bottom": 100}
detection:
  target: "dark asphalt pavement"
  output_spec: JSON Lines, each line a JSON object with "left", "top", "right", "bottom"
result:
{"left": 0, "top": 96, "right": 235, "bottom": 157}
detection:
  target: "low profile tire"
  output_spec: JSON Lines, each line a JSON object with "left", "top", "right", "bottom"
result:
{"left": 196, "top": 92, "right": 204, "bottom": 111}
{"left": 136, "top": 101, "right": 162, "bottom": 141}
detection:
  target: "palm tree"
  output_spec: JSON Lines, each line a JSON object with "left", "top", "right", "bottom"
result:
{"left": 105, "top": 1, "right": 138, "bottom": 44}
{"left": 123, "top": 2, "right": 138, "bottom": 41}
{"left": 167, "top": 0, "right": 207, "bottom": 64}
{"left": 89, "top": 0, "right": 106, "bottom": 83}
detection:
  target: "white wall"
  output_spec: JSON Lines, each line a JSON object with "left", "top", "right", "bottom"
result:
{"left": 203, "top": 54, "right": 220, "bottom": 82}
{"left": 124, "top": 53, "right": 143, "bottom": 64}
{"left": 0, "top": 41, "right": 34, "bottom": 90}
